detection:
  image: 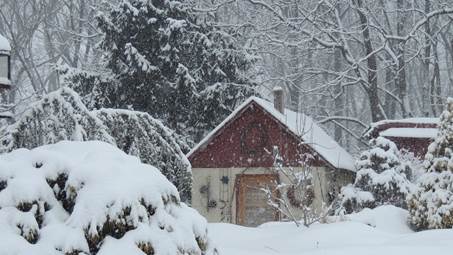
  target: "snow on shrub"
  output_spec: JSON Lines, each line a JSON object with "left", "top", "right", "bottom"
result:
{"left": 0, "top": 88, "right": 192, "bottom": 202}
{"left": 337, "top": 185, "right": 375, "bottom": 214}
{"left": 336, "top": 137, "right": 414, "bottom": 215}
{"left": 0, "top": 141, "right": 216, "bottom": 255}
{"left": 95, "top": 109, "right": 192, "bottom": 201}
{"left": 408, "top": 98, "right": 453, "bottom": 230}
{"left": 0, "top": 87, "right": 114, "bottom": 151}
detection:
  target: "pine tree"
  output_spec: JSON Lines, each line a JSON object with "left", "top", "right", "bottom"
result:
{"left": 80, "top": 0, "right": 257, "bottom": 144}
{"left": 167, "top": 64, "right": 197, "bottom": 135}
{"left": 60, "top": 66, "right": 118, "bottom": 110}
{"left": 408, "top": 98, "right": 453, "bottom": 230}
{"left": 336, "top": 137, "right": 413, "bottom": 215}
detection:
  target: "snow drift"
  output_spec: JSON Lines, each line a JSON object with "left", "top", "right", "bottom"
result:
{"left": 0, "top": 141, "right": 216, "bottom": 255}
{"left": 210, "top": 205, "right": 453, "bottom": 255}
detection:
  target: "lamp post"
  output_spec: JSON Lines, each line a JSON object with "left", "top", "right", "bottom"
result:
{"left": 0, "top": 34, "right": 11, "bottom": 119}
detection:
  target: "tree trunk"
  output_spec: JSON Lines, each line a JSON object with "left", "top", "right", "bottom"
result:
{"left": 384, "top": 66, "right": 396, "bottom": 119}
{"left": 396, "top": 0, "right": 409, "bottom": 117}
{"left": 422, "top": 0, "right": 432, "bottom": 115}
{"left": 354, "top": 0, "right": 385, "bottom": 122}
{"left": 430, "top": 44, "right": 442, "bottom": 116}
{"left": 334, "top": 48, "right": 343, "bottom": 141}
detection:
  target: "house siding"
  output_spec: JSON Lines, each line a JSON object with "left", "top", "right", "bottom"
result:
{"left": 383, "top": 136, "right": 433, "bottom": 158}
{"left": 191, "top": 167, "right": 354, "bottom": 224}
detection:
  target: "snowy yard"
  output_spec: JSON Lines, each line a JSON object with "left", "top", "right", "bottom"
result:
{"left": 209, "top": 206, "right": 453, "bottom": 255}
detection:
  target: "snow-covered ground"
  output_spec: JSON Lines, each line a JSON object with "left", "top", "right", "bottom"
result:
{"left": 209, "top": 206, "right": 453, "bottom": 255}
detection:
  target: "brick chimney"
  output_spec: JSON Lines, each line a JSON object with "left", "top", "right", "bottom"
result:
{"left": 273, "top": 86, "right": 284, "bottom": 114}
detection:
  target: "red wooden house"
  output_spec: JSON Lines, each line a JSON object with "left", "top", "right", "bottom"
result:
{"left": 364, "top": 118, "right": 438, "bottom": 158}
{"left": 188, "top": 89, "right": 356, "bottom": 226}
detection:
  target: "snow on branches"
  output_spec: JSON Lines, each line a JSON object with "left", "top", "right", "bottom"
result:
{"left": 336, "top": 137, "right": 414, "bottom": 215}
{"left": 0, "top": 87, "right": 114, "bottom": 151}
{"left": 95, "top": 108, "right": 192, "bottom": 201}
{"left": 408, "top": 98, "right": 453, "bottom": 230}
{"left": 0, "top": 141, "right": 216, "bottom": 254}
{"left": 91, "top": 0, "right": 257, "bottom": 144}
{"left": 0, "top": 88, "right": 192, "bottom": 202}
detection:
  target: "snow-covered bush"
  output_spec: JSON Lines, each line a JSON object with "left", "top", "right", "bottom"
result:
{"left": 399, "top": 150, "right": 424, "bottom": 182}
{"left": 0, "top": 87, "right": 114, "bottom": 152}
{"left": 336, "top": 137, "right": 414, "bottom": 215}
{"left": 408, "top": 98, "right": 453, "bottom": 230}
{"left": 95, "top": 109, "right": 192, "bottom": 201}
{"left": 0, "top": 141, "right": 216, "bottom": 254}
{"left": 0, "top": 88, "right": 192, "bottom": 202}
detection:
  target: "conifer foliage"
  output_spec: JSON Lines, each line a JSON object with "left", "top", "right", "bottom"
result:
{"left": 336, "top": 137, "right": 413, "bottom": 214}
{"left": 0, "top": 88, "right": 115, "bottom": 151}
{"left": 89, "top": 0, "right": 256, "bottom": 143}
{"left": 408, "top": 98, "right": 453, "bottom": 230}
{"left": 95, "top": 109, "right": 192, "bottom": 201}
{"left": 0, "top": 88, "right": 192, "bottom": 201}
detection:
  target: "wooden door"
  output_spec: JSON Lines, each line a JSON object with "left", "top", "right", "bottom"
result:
{"left": 236, "top": 174, "right": 279, "bottom": 226}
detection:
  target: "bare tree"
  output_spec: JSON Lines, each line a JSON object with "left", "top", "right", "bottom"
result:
{"left": 3, "top": 0, "right": 453, "bottom": 155}
{"left": 0, "top": 0, "right": 105, "bottom": 111}
{"left": 195, "top": 0, "right": 453, "bottom": 153}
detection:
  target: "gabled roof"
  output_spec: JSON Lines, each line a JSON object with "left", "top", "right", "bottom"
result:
{"left": 187, "top": 96, "right": 356, "bottom": 172}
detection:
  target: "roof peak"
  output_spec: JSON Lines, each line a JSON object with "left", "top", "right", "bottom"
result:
{"left": 188, "top": 96, "right": 356, "bottom": 172}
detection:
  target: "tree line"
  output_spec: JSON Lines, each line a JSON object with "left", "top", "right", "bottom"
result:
{"left": 2, "top": 0, "right": 453, "bottom": 151}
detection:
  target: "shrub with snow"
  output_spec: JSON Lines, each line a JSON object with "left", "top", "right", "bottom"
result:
{"left": 408, "top": 98, "right": 453, "bottom": 230}
{"left": 0, "top": 88, "right": 192, "bottom": 202}
{"left": 336, "top": 137, "right": 414, "bottom": 215}
{"left": 95, "top": 109, "right": 192, "bottom": 201}
{"left": 0, "top": 141, "right": 216, "bottom": 254}
{"left": 0, "top": 88, "right": 114, "bottom": 151}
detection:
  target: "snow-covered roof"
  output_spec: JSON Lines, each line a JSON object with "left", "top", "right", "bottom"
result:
{"left": 380, "top": 128, "right": 438, "bottom": 139}
{"left": 0, "top": 111, "right": 12, "bottom": 119}
{"left": 371, "top": 117, "right": 439, "bottom": 126}
{"left": 364, "top": 117, "right": 439, "bottom": 138}
{"left": 0, "top": 34, "right": 11, "bottom": 53}
{"left": 188, "top": 96, "right": 355, "bottom": 172}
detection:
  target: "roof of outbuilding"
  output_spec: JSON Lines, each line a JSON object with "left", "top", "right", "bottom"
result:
{"left": 370, "top": 117, "right": 439, "bottom": 126}
{"left": 379, "top": 127, "right": 438, "bottom": 139}
{"left": 187, "top": 96, "right": 356, "bottom": 172}
{"left": 363, "top": 117, "right": 439, "bottom": 139}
